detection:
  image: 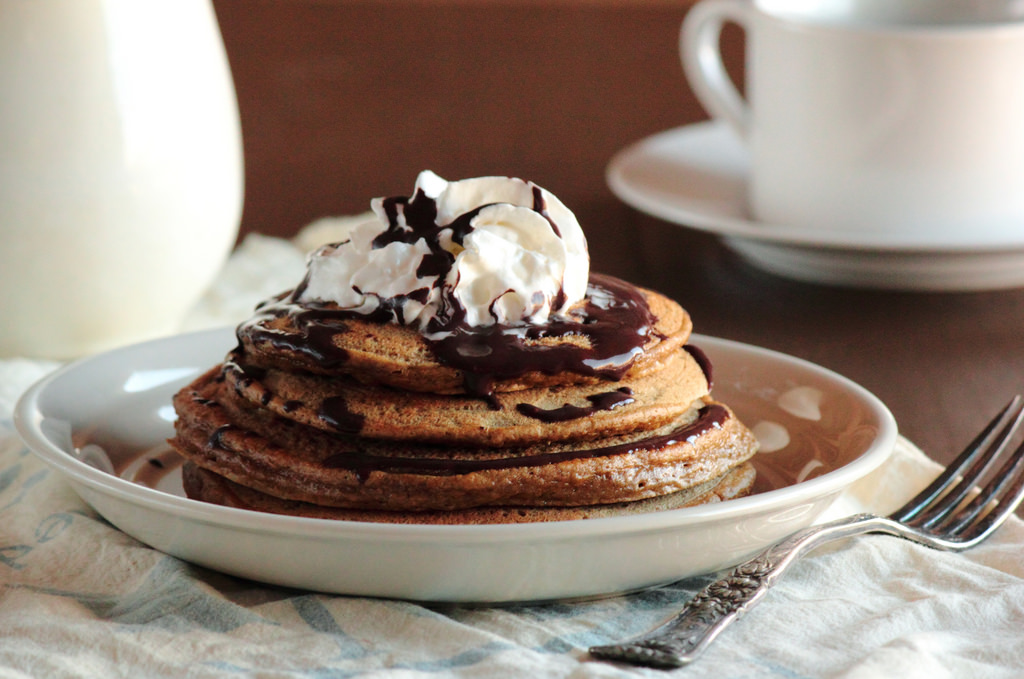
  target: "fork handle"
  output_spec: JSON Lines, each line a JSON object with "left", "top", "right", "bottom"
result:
{"left": 589, "top": 512, "right": 896, "bottom": 668}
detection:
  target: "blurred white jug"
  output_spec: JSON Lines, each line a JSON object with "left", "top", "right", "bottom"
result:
{"left": 0, "top": 0, "right": 243, "bottom": 359}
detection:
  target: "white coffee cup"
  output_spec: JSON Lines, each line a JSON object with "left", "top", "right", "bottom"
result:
{"left": 681, "top": 0, "right": 1024, "bottom": 239}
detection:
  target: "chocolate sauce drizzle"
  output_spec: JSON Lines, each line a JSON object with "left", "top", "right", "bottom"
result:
{"left": 238, "top": 272, "right": 659, "bottom": 408}
{"left": 209, "top": 424, "right": 239, "bottom": 451}
{"left": 319, "top": 404, "right": 728, "bottom": 480}
{"left": 515, "top": 387, "right": 634, "bottom": 423}
{"left": 318, "top": 396, "right": 366, "bottom": 433}
{"left": 684, "top": 344, "right": 713, "bottom": 388}
{"left": 430, "top": 274, "right": 655, "bottom": 404}
{"left": 241, "top": 294, "right": 354, "bottom": 370}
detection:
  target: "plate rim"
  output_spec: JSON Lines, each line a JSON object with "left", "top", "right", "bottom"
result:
{"left": 14, "top": 326, "right": 898, "bottom": 544}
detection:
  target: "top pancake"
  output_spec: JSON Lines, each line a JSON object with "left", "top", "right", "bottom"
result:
{"left": 235, "top": 276, "right": 692, "bottom": 395}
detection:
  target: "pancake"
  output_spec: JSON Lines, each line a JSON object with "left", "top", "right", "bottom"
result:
{"left": 181, "top": 460, "right": 757, "bottom": 524}
{"left": 220, "top": 343, "right": 711, "bottom": 447}
{"left": 235, "top": 275, "right": 692, "bottom": 395}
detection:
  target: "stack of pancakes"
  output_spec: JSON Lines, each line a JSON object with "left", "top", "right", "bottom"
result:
{"left": 169, "top": 274, "right": 759, "bottom": 524}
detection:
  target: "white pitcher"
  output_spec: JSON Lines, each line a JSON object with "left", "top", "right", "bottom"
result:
{"left": 0, "top": 0, "right": 243, "bottom": 359}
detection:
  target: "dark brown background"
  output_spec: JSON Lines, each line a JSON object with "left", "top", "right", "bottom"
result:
{"left": 211, "top": 0, "right": 1024, "bottom": 467}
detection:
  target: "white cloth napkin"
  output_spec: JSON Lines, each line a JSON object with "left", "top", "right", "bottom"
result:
{"left": 2, "top": 230, "right": 1024, "bottom": 678}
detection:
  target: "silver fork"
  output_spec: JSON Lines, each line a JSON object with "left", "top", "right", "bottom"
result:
{"left": 590, "top": 395, "right": 1024, "bottom": 669}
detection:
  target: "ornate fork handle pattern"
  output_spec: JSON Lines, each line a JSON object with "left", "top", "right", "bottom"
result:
{"left": 589, "top": 513, "right": 899, "bottom": 668}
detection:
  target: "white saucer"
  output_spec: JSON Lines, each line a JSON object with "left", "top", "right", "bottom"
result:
{"left": 606, "top": 121, "right": 1024, "bottom": 291}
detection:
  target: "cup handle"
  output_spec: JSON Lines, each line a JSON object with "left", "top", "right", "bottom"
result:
{"left": 681, "top": 0, "right": 752, "bottom": 139}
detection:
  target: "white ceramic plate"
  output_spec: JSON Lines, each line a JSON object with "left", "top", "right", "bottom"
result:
{"left": 606, "top": 121, "right": 1024, "bottom": 290}
{"left": 15, "top": 327, "right": 896, "bottom": 603}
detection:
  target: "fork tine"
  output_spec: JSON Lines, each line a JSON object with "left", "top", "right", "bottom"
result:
{"left": 943, "top": 438, "right": 1024, "bottom": 546}
{"left": 892, "top": 395, "right": 1024, "bottom": 524}
{"left": 910, "top": 397, "right": 1024, "bottom": 529}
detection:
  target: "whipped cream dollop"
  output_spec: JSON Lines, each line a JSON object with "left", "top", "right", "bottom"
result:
{"left": 295, "top": 171, "right": 590, "bottom": 334}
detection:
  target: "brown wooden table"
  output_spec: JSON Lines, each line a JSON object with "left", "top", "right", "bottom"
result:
{"left": 212, "top": 0, "right": 1024, "bottom": 467}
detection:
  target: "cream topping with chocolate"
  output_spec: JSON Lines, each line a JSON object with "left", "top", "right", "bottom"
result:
{"left": 294, "top": 170, "right": 589, "bottom": 333}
